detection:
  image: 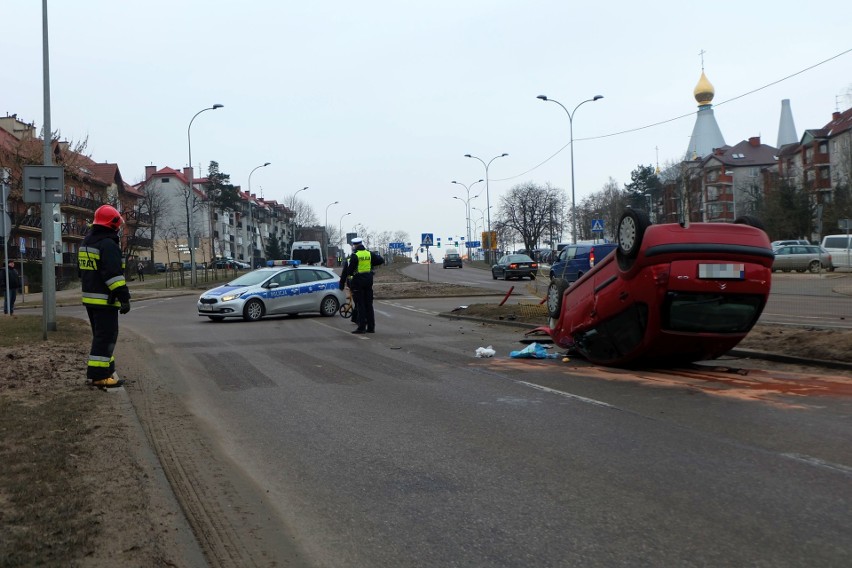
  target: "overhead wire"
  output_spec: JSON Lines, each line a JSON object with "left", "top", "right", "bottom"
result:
{"left": 492, "top": 47, "right": 852, "bottom": 182}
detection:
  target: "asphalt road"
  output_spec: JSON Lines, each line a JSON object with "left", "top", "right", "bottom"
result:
{"left": 59, "top": 288, "right": 852, "bottom": 567}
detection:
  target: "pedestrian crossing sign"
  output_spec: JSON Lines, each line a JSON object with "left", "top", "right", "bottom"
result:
{"left": 591, "top": 219, "right": 604, "bottom": 232}
{"left": 421, "top": 233, "right": 434, "bottom": 246}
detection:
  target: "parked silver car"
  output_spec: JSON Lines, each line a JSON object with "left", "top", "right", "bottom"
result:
{"left": 771, "top": 245, "right": 833, "bottom": 273}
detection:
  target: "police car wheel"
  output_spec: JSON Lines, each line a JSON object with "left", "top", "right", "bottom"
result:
{"left": 243, "top": 299, "right": 265, "bottom": 322}
{"left": 320, "top": 295, "right": 340, "bottom": 317}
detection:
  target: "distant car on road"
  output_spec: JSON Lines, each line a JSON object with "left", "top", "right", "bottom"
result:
{"left": 153, "top": 262, "right": 166, "bottom": 273}
{"left": 772, "top": 245, "right": 833, "bottom": 272}
{"left": 197, "top": 263, "right": 345, "bottom": 322}
{"left": 549, "top": 243, "right": 617, "bottom": 284}
{"left": 538, "top": 210, "right": 773, "bottom": 367}
{"left": 491, "top": 254, "right": 538, "bottom": 280}
{"left": 443, "top": 253, "right": 463, "bottom": 269}
{"left": 771, "top": 239, "right": 810, "bottom": 248}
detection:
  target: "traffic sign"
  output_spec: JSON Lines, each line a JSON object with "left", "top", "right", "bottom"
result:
{"left": 23, "top": 165, "right": 65, "bottom": 204}
{"left": 591, "top": 219, "right": 604, "bottom": 232}
{"left": 421, "top": 233, "right": 433, "bottom": 246}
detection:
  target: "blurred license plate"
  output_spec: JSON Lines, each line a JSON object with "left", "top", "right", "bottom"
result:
{"left": 698, "top": 263, "right": 744, "bottom": 279}
{"left": 199, "top": 304, "right": 212, "bottom": 312}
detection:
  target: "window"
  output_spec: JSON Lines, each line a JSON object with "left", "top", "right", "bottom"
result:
{"left": 819, "top": 142, "right": 828, "bottom": 154}
{"left": 162, "top": 178, "right": 170, "bottom": 183}
{"left": 663, "top": 293, "right": 763, "bottom": 333}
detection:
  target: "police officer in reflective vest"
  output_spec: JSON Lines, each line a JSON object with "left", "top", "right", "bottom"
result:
{"left": 78, "top": 205, "right": 131, "bottom": 388}
{"left": 340, "top": 237, "right": 383, "bottom": 334}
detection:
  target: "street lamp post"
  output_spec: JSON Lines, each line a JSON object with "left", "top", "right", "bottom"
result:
{"left": 187, "top": 103, "right": 223, "bottom": 286}
{"left": 472, "top": 206, "right": 487, "bottom": 261}
{"left": 464, "top": 154, "right": 507, "bottom": 263}
{"left": 339, "top": 212, "right": 351, "bottom": 248}
{"left": 289, "top": 186, "right": 308, "bottom": 252}
{"left": 246, "top": 162, "right": 271, "bottom": 268}
{"left": 451, "top": 179, "right": 483, "bottom": 257}
{"left": 536, "top": 94, "right": 603, "bottom": 244}
{"left": 324, "top": 201, "right": 338, "bottom": 267}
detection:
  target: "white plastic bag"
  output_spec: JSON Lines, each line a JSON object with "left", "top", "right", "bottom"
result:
{"left": 475, "top": 346, "right": 496, "bottom": 358}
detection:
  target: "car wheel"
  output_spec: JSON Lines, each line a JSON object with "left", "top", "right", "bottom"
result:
{"left": 320, "top": 295, "right": 340, "bottom": 317}
{"left": 492, "top": 271, "right": 498, "bottom": 280}
{"left": 734, "top": 215, "right": 766, "bottom": 231}
{"left": 208, "top": 316, "right": 225, "bottom": 322}
{"left": 808, "top": 260, "right": 821, "bottom": 273}
{"left": 242, "top": 298, "right": 265, "bottom": 322}
{"left": 617, "top": 208, "right": 650, "bottom": 270}
{"left": 546, "top": 278, "right": 569, "bottom": 319}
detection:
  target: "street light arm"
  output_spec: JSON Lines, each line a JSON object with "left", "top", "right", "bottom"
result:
{"left": 186, "top": 103, "right": 224, "bottom": 287}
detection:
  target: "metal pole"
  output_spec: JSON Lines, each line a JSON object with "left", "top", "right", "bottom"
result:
{"left": 537, "top": 95, "right": 603, "bottom": 243}
{"left": 339, "top": 212, "right": 351, "bottom": 248}
{"left": 464, "top": 154, "right": 507, "bottom": 263}
{"left": 289, "top": 186, "right": 308, "bottom": 255}
{"left": 187, "top": 104, "right": 223, "bottom": 286}
{"left": 1, "top": 180, "right": 9, "bottom": 314}
{"left": 324, "top": 201, "right": 338, "bottom": 267}
{"left": 41, "top": 0, "right": 56, "bottom": 334}
{"left": 247, "top": 162, "right": 270, "bottom": 268}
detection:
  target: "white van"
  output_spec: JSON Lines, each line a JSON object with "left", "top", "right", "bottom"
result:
{"left": 821, "top": 234, "right": 852, "bottom": 268}
{"left": 291, "top": 241, "right": 324, "bottom": 266}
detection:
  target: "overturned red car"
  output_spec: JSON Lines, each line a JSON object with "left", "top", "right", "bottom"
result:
{"left": 536, "top": 209, "right": 774, "bottom": 367}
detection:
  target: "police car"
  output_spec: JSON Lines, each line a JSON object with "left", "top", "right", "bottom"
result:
{"left": 197, "top": 260, "right": 345, "bottom": 322}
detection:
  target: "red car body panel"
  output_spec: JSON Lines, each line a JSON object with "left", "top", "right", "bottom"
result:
{"left": 542, "top": 221, "right": 774, "bottom": 367}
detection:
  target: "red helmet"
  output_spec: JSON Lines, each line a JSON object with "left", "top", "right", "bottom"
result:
{"left": 93, "top": 205, "right": 124, "bottom": 230}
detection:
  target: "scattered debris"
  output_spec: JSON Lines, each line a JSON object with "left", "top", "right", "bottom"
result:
{"left": 510, "top": 343, "right": 559, "bottom": 359}
{"left": 475, "top": 346, "right": 496, "bottom": 358}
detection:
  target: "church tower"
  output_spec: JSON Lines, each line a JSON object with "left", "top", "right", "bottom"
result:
{"left": 776, "top": 99, "right": 798, "bottom": 147}
{"left": 686, "top": 69, "right": 726, "bottom": 159}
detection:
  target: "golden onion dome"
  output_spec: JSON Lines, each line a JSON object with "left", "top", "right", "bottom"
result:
{"left": 693, "top": 71, "right": 715, "bottom": 105}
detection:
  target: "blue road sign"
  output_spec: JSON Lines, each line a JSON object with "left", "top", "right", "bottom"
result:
{"left": 421, "top": 233, "right": 434, "bottom": 246}
{"left": 591, "top": 219, "right": 604, "bottom": 232}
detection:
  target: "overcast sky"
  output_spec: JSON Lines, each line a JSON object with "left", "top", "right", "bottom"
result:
{"left": 4, "top": 1, "right": 851, "bottom": 247}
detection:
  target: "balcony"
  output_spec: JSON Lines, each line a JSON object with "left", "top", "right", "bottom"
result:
{"left": 124, "top": 209, "right": 151, "bottom": 225}
{"left": 61, "top": 222, "right": 89, "bottom": 237}
{"left": 64, "top": 193, "right": 101, "bottom": 211}
{"left": 127, "top": 236, "right": 153, "bottom": 249}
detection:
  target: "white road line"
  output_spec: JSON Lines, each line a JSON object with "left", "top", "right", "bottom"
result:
{"left": 781, "top": 453, "right": 852, "bottom": 476}
{"left": 516, "top": 380, "right": 617, "bottom": 410}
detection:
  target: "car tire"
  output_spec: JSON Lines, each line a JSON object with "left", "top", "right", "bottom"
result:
{"left": 734, "top": 214, "right": 766, "bottom": 231}
{"left": 808, "top": 260, "right": 821, "bottom": 273}
{"left": 320, "top": 295, "right": 340, "bottom": 317}
{"left": 208, "top": 316, "right": 225, "bottom": 322}
{"left": 492, "top": 271, "right": 498, "bottom": 280}
{"left": 546, "top": 278, "right": 569, "bottom": 319}
{"left": 242, "top": 298, "right": 265, "bottom": 322}
{"left": 616, "top": 208, "right": 650, "bottom": 270}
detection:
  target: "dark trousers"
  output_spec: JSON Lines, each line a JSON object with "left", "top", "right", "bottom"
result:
{"left": 3, "top": 289, "right": 16, "bottom": 314}
{"left": 85, "top": 306, "right": 119, "bottom": 381}
{"left": 352, "top": 273, "right": 375, "bottom": 331}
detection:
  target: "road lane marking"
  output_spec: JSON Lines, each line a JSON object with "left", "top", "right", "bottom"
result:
{"left": 516, "top": 380, "right": 618, "bottom": 410}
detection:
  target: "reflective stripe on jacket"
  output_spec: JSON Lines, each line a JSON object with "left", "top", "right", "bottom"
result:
{"left": 79, "top": 226, "right": 129, "bottom": 308}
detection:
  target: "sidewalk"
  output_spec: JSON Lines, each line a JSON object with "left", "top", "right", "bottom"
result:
{"left": 13, "top": 275, "right": 202, "bottom": 311}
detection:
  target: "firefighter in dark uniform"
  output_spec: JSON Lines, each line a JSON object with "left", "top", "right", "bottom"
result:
{"left": 339, "top": 237, "right": 383, "bottom": 334}
{"left": 78, "top": 205, "right": 131, "bottom": 388}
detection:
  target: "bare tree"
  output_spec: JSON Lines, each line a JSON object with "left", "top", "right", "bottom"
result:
{"left": 496, "top": 182, "right": 563, "bottom": 252}
{"left": 139, "top": 182, "right": 169, "bottom": 264}
{"left": 286, "top": 194, "right": 318, "bottom": 227}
